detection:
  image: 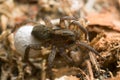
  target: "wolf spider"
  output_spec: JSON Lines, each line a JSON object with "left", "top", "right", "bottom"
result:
{"left": 24, "top": 16, "right": 102, "bottom": 80}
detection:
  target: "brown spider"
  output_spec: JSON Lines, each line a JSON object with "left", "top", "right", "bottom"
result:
{"left": 24, "top": 16, "right": 102, "bottom": 80}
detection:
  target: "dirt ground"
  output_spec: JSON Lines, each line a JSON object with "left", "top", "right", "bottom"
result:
{"left": 0, "top": 0, "right": 120, "bottom": 80}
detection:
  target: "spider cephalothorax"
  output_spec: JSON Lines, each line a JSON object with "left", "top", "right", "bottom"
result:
{"left": 31, "top": 24, "right": 76, "bottom": 47}
{"left": 24, "top": 16, "right": 102, "bottom": 80}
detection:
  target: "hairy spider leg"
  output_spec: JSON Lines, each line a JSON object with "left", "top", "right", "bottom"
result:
{"left": 47, "top": 46, "right": 57, "bottom": 80}
{"left": 24, "top": 44, "right": 42, "bottom": 68}
{"left": 43, "top": 17, "right": 54, "bottom": 28}
{"left": 60, "top": 16, "right": 78, "bottom": 29}
{"left": 59, "top": 16, "right": 89, "bottom": 41}
{"left": 76, "top": 41, "right": 104, "bottom": 60}
{"left": 69, "top": 21, "right": 89, "bottom": 41}
{"left": 24, "top": 44, "right": 57, "bottom": 80}
{"left": 59, "top": 48, "right": 74, "bottom": 65}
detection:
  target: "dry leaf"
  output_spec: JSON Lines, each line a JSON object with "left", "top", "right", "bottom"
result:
{"left": 86, "top": 12, "right": 120, "bottom": 32}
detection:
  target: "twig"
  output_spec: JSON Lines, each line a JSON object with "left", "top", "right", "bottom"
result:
{"left": 86, "top": 60, "right": 94, "bottom": 80}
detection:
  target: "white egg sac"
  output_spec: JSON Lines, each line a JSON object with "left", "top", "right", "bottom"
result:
{"left": 14, "top": 25, "right": 42, "bottom": 57}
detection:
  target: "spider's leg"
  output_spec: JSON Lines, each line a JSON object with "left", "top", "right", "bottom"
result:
{"left": 24, "top": 44, "right": 42, "bottom": 67}
{"left": 69, "top": 21, "right": 89, "bottom": 41}
{"left": 59, "top": 48, "right": 74, "bottom": 65}
{"left": 60, "top": 16, "right": 78, "bottom": 29}
{"left": 43, "top": 17, "right": 54, "bottom": 28}
{"left": 76, "top": 41, "right": 104, "bottom": 59}
{"left": 47, "top": 46, "right": 57, "bottom": 80}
